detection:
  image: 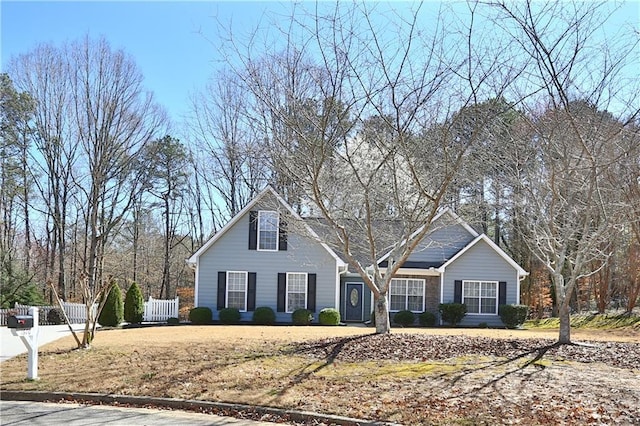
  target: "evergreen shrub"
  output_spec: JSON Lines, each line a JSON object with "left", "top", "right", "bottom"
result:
{"left": 47, "top": 308, "right": 65, "bottom": 325}
{"left": 219, "top": 307, "right": 241, "bottom": 324}
{"left": 419, "top": 311, "right": 437, "bottom": 327}
{"left": 253, "top": 307, "right": 276, "bottom": 325}
{"left": 124, "top": 282, "right": 145, "bottom": 324}
{"left": 318, "top": 308, "right": 341, "bottom": 325}
{"left": 167, "top": 317, "right": 180, "bottom": 325}
{"left": 98, "top": 283, "right": 124, "bottom": 327}
{"left": 499, "top": 304, "right": 529, "bottom": 329}
{"left": 393, "top": 310, "right": 416, "bottom": 327}
{"left": 439, "top": 303, "right": 467, "bottom": 327}
{"left": 189, "top": 307, "right": 212, "bottom": 324}
{"left": 292, "top": 308, "right": 313, "bottom": 325}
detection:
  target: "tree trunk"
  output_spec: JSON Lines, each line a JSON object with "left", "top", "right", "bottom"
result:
{"left": 558, "top": 301, "right": 571, "bottom": 344}
{"left": 374, "top": 294, "right": 391, "bottom": 334}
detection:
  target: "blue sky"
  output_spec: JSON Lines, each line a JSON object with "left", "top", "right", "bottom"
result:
{"left": 0, "top": 1, "right": 291, "bottom": 129}
{"left": 2, "top": 1, "right": 639, "bottom": 130}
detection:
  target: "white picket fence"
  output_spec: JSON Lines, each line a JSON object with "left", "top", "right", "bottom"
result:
{"left": 143, "top": 296, "right": 179, "bottom": 322}
{"left": 0, "top": 302, "right": 97, "bottom": 326}
{"left": 1, "top": 297, "right": 179, "bottom": 326}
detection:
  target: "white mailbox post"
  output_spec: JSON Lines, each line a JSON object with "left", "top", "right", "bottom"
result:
{"left": 9, "top": 306, "right": 40, "bottom": 380}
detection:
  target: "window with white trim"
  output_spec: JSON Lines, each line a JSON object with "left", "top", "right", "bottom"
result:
{"left": 463, "top": 280, "right": 497, "bottom": 314}
{"left": 226, "top": 271, "right": 248, "bottom": 311}
{"left": 390, "top": 278, "right": 425, "bottom": 312}
{"left": 286, "top": 272, "right": 307, "bottom": 313}
{"left": 258, "top": 211, "right": 279, "bottom": 251}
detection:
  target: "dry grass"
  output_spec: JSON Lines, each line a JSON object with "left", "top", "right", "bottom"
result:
{"left": 2, "top": 325, "right": 639, "bottom": 425}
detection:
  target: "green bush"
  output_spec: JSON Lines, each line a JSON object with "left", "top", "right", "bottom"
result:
{"left": 439, "top": 303, "right": 467, "bottom": 327}
{"left": 419, "top": 311, "right": 437, "bottom": 327}
{"left": 47, "top": 308, "right": 65, "bottom": 325}
{"left": 167, "top": 317, "right": 180, "bottom": 325}
{"left": 499, "top": 304, "right": 529, "bottom": 329}
{"left": 318, "top": 308, "right": 341, "bottom": 325}
{"left": 189, "top": 307, "right": 212, "bottom": 324}
{"left": 393, "top": 310, "right": 416, "bottom": 327}
{"left": 124, "top": 282, "right": 145, "bottom": 324}
{"left": 292, "top": 308, "right": 313, "bottom": 325}
{"left": 253, "top": 306, "right": 276, "bottom": 325}
{"left": 219, "top": 307, "right": 241, "bottom": 324}
{"left": 98, "top": 283, "right": 124, "bottom": 327}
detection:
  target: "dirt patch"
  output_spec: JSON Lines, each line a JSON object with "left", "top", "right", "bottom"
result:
{"left": 1, "top": 325, "right": 639, "bottom": 425}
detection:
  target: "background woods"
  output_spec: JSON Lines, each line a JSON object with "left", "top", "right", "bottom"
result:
{"left": 1, "top": 2, "right": 638, "bottom": 328}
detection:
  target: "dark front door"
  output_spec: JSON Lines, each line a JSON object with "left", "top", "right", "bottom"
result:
{"left": 345, "top": 282, "right": 363, "bottom": 321}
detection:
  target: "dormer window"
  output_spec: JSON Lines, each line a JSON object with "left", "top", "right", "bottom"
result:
{"left": 258, "top": 211, "right": 279, "bottom": 251}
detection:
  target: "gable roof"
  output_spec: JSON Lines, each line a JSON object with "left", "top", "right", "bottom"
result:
{"left": 186, "top": 186, "right": 346, "bottom": 267}
{"left": 375, "top": 207, "right": 479, "bottom": 266}
{"left": 437, "top": 233, "right": 529, "bottom": 277}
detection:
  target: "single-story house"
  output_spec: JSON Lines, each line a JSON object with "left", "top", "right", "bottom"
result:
{"left": 187, "top": 186, "right": 528, "bottom": 327}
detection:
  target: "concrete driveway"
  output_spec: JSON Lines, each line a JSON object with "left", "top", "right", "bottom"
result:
{"left": 0, "top": 323, "right": 86, "bottom": 362}
{"left": 1, "top": 400, "right": 280, "bottom": 425}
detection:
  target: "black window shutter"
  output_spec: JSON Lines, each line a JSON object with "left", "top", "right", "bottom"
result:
{"left": 454, "top": 280, "right": 462, "bottom": 303}
{"left": 247, "top": 272, "right": 257, "bottom": 311}
{"left": 498, "top": 281, "right": 507, "bottom": 306}
{"left": 307, "top": 273, "right": 317, "bottom": 312}
{"left": 217, "top": 271, "right": 227, "bottom": 310}
{"left": 277, "top": 273, "right": 286, "bottom": 312}
{"left": 248, "top": 211, "right": 258, "bottom": 250}
{"left": 278, "top": 219, "right": 287, "bottom": 251}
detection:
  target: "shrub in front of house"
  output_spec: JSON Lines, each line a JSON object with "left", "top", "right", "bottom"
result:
{"left": 393, "top": 310, "right": 416, "bottom": 327}
{"left": 292, "top": 308, "right": 313, "bottom": 325}
{"left": 189, "top": 307, "right": 212, "bottom": 324}
{"left": 319, "top": 308, "right": 341, "bottom": 325}
{"left": 439, "top": 303, "right": 467, "bottom": 327}
{"left": 167, "top": 317, "right": 180, "bottom": 325}
{"left": 499, "top": 304, "right": 529, "bottom": 329}
{"left": 124, "top": 281, "right": 145, "bottom": 324}
{"left": 253, "top": 306, "right": 276, "bottom": 325}
{"left": 219, "top": 307, "right": 241, "bottom": 324}
{"left": 98, "top": 283, "right": 124, "bottom": 327}
{"left": 47, "top": 308, "right": 65, "bottom": 325}
{"left": 419, "top": 311, "right": 437, "bottom": 327}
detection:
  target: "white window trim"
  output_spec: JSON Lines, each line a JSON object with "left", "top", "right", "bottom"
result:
{"left": 389, "top": 278, "right": 425, "bottom": 313}
{"left": 462, "top": 280, "right": 498, "bottom": 315}
{"left": 226, "top": 271, "right": 248, "bottom": 312}
{"left": 257, "top": 210, "right": 279, "bottom": 251}
{"left": 286, "top": 272, "right": 308, "bottom": 313}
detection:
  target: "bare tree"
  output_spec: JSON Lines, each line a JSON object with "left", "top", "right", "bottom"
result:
{"left": 223, "top": 2, "right": 515, "bottom": 333}
{"left": 490, "top": 0, "right": 640, "bottom": 343}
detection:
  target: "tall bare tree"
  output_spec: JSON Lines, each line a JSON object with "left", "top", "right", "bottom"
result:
{"left": 490, "top": 0, "right": 640, "bottom": 343}
{"left": 223, "top": 2, "right": 515, "bottom": 333}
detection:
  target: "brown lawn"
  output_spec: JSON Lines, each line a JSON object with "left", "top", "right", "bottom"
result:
{"left": 1, "top": 325, "right": 639, "bottom": 425}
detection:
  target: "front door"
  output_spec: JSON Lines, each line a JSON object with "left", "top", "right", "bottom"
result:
{"left": 345, "top": 282, "right": 363, "bottom": 322}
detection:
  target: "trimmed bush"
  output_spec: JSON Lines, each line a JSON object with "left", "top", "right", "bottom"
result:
{"left": 98, "top": 283, "right": 124, "bottom": 327}
{"left": 292, "top": 308, "right": 313, "bottom": 325}
{"left": 419, "top": 311, "right": 437, "bottom": 327}
{"left": 219, "top": 307, "right": 241, "bottom": 324}
{"left": 167, "top": 317, "right": 180, "bottom": 325}
{"left": 47, "top": 308, "right": 65, "bottom": 325}
{"left": 253, "top": 306, "right": 276, "bottom": 325}
{"left": 393, "top": 310, "right": 416, "bottom": 327}
{"left": 319, "top": 308, "right": 341, "bottom": 325}
{"left": 439, "top": 303, "right": 467, "bottom": 327}
{"left": 499, "top": 304, "right": 529, "bottom": 329}
{"left": 124, "top": 282, "right": 145, "bottom": 324}
{"left": 189, "top": 307, "right": 212, "bottom": 324}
